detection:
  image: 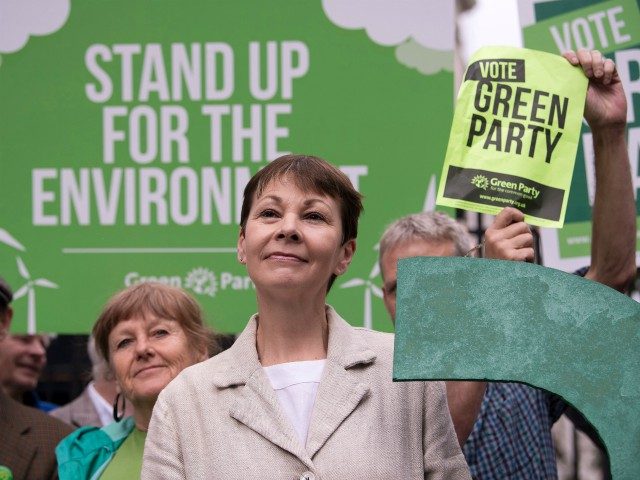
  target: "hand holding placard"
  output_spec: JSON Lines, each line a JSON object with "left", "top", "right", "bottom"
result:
{"left": 436, "top": 46, "right": 589, "bottom": 227}
{"left": 483, "top": 207, "right": 535, "bottom": 263}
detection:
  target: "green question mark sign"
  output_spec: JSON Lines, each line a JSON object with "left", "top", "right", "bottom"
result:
{"left": 393, "top": 257, "right": 640, "bottom": 479}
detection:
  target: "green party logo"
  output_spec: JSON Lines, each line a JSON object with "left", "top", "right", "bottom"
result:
{"left": 471, "top": 174, "right": 489, "bottom": 190}
{"left": 184, "top": 267, "right": 219, "bottom": 297}
{"left": 123, "top": 267, "right": 255, "bottom": 297}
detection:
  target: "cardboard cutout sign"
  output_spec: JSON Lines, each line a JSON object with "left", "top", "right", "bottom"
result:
{"left": 393, "top": 257, "right": 640, "bottom": 479}
{"left": 437, "top": 46, "right": 588, "bottom": 227}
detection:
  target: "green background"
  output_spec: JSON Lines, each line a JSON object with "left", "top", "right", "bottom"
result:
{"left": 0, "top": 1, "right": 454, "bottom": 333}
{"left": 523, "top": 0, "right": 640, "bottom": 259}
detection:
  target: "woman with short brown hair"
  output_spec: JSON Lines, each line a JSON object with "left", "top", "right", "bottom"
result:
{"left": 57, "top": 282, "right": 217, "bottom": 479}
{"left": 143, "top": 155, "right": 470, "bottom": 479}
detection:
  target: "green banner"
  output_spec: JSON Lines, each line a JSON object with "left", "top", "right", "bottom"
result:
{"left": 520, "top": 0, "right": 640, "bottom": 270}
{"left": 523, "top": 0, "right": 640, "bottom": 55}
{"left": 437, "top": 46, "right": 588, "bottom": 227}
{"left": 0, "top": 1, "right": 455, "bottom": 334}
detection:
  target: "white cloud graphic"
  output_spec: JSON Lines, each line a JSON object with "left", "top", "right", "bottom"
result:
{"left": 0, "top": 0, "right": 71, "bottom": 54}
{"left": 396, "top": 39, "right": 452, "bottom": 75}
{"left": 322, "top": 0, "right": 454, "bottom": 51}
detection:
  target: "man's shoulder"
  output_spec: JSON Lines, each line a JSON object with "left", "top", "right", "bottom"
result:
{"left": 49, "top": 387, "right": 102, "bottom": 427}
{"left": 0, "top": 396, "right": 73, "bottom": 457}
{"left": 49, "top": 389, "right": 89, "bottom": 422}
{"left": 0, "top": 396, "right": 71, "bottom": 480}
{"left": 483, "top": 382, "right": 546, "bottom": 411}
{"left": 482, "top": 382, "right": 564, "bottom": 424}
{"left": 486, "top": 382, "right": 555, "bottom": 404}
{"left": 12, "top": 398, "right": 73, "bottom": 439}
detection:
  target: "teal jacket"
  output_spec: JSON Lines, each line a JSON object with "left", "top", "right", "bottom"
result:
{"left": 56, "top": 417, "right": 135, "bottom": 480}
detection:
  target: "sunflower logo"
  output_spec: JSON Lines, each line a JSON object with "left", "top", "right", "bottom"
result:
{"left": 471, "top": 175, "right": 489, "bottom": 190}
{"left": 184, "top": 268, "right": 218, "bottom": 297}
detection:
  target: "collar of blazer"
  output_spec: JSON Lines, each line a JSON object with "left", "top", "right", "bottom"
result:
{"left": 210, "top": 306, "right": 377, "bottom": 465}
{"left": 210, "top": 305, "right": 377, "bottom": 389}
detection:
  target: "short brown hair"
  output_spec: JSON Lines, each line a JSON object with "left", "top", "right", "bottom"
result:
{"left": 240, "top": 154, "right": 363, "bottom": 243}
{"left": 240, "top": 154, "right": 364, "bottom": 290}
{"left": 93, "top": 283, "right": 219, "bottom": 362}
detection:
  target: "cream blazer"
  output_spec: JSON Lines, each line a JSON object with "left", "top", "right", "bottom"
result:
{"left": 142, "top": 307, "right": 470, "bottom": 480}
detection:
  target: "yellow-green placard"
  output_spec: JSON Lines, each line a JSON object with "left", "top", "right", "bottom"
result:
{"left": 436, "top": 46, "right": 588, "bottom": 228}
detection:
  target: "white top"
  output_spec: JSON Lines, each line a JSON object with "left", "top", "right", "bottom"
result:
{"left": 86, "top": 381, "right": 114, "bottom": 426}
{"left": 263, "top": 359, "right": 326, "bottom": 445}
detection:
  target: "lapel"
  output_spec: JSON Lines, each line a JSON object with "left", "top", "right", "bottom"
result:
{"left": 213, "top": 317, "right": 313, "bottom": 468}
{"left": 212, "top": 306, "right": 376, "bottom": 468}
{"left": 0, "top": 393, "right": 37, "bottom": 480}
{"left": 211, "top": 307, "right": 375, "bottom": 466}
{"left": 305, "top": 307, "right": 374, "bottom": 458}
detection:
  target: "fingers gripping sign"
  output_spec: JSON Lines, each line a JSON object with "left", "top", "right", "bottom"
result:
{"left": 562, "top": 49, "right": 627, "bottom": 128}
{"left": 483, "top": 207, "right": 535, "bottom": 262}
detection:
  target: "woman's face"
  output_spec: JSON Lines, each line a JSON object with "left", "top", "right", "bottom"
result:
{"left": 108, "top": 314, "right": 204, "bottom": 406}
{"left": 238, "top": 177, "right": 355, "bottom": 295}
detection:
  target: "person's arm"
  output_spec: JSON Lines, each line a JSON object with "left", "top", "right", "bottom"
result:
{"left": 563, "top": 49, "right": 636, "bottom": 292}
{"left": 423, "top": 381, "right": 473, "bottom": 479}
{"left": 445, "top": 208, "right": 534, "bottom": 447}
{"left": 445, "top": 207, "right": 535, "bottom": 446}
{"left": 444, "top": 381, "right": 486, "bottom": 446}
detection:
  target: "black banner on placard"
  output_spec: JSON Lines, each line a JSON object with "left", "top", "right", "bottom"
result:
{"left": 465, "top": 58, "right": 525, "bottom": 82}
{"left": 443, "top": 166, "right": 564, "bottom": 221}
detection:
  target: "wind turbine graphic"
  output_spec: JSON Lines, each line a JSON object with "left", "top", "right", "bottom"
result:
{"left": 340, "top": 255, "right": 383, "bottom": 329}
{"left": 0, "top": 228, "right": 25, "bottom": 251}
{"left": 12, "top": 257, "right": 58, "bottom": 334}
{"left": 422, "top": 174, "right": 437, "bottom": 212}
